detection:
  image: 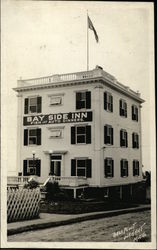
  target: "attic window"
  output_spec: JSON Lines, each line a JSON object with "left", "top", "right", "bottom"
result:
{"left": 50, "top": 130, "right": 62, "bottom": 138}
{"left": 50, "top": 96, "right": 62, "bottom": 105}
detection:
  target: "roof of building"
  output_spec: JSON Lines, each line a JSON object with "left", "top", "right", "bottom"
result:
{"left": 13, "top": 66, "right": 145, "bottom": 103}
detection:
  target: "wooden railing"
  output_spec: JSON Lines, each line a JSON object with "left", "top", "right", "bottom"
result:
{"left": 43, "top": 176, "right": 88, "bottom": 187}
{"left": 7, "top": 176, "right": 29, "bottom": 185}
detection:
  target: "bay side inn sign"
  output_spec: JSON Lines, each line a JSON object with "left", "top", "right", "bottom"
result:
{"left": 23, "top": 111, "right": 93, "bottom": 126}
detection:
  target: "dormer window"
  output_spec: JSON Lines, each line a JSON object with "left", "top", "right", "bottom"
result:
{"left": 50, "top": 96, "right": 62, "bottom": 105}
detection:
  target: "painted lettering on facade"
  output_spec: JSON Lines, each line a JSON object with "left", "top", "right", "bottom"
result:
{"left": 23, "top": 111, "right": 92, "bottom": 126}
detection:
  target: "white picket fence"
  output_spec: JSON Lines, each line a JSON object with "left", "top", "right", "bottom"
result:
{"left": 7, "top": 188, "right": 40, "bottom": 223}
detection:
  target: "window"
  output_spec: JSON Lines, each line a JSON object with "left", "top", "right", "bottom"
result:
{"left": 132, "top": 133, "right": 139, "bottom": 148}
{"left": 133, "top": 160, "right": 140, "bottom": 176}
{"left": 23, "top": 159, "right": 41, "bottom": 176}
{"left": 50, "top": 155, "right": 62, "bottom": 176}
{"left": 104, "top": 158, "right": 114, "bottom": 178}
{"left": 104, "top": 92, "right": 113, "bottom": 112}
{"left": 132, "top": 105, "right": 138, "bottom": 121}
{"left": 24, "top": 128, "right": 41, "bottom": 146}
{"left": 104, "top": 125, "right": 113, "bottom": 145}
{"left": 71, "top": 159, "right": 92, "bottom": 178}
{"left": 119, "top": 99, "right": 127, "bottom": 117}
{"left": 71, "top": 125, "right": 91, "bottom": 144}
{"left": 50, "top": 130, "right": 62, "bottom": 138}
{"left": 120, "top": 129, "right": 128, "bottom": 147}
{"left": 50, "top": 96, "right": 62, "bottom": 105}
{"left": 120, "top": 159, "right": 128, "bottom": 177}
{"left": 24, "top": 96, "right": 42, "bottom": 114}
{"left": 76, "top": 91, "right": 91, "bottom": 109}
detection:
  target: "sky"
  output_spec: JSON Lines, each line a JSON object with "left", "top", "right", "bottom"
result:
{"left": 1, "top": 0, "right": 155, "bottom": 175}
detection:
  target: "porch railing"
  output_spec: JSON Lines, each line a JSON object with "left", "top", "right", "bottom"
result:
{"left": 43, "top": 176, "right": 88, "bottom": 187}
{"left": 7, "top": 176, "right": 29, "bottom": 185}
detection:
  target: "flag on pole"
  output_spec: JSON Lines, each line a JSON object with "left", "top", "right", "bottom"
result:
{"left": 88, "top": 15, "right": 99, "bottom": 43}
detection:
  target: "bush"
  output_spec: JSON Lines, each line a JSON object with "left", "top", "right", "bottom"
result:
{"left": 24, "top": 179, "right": 39, "bottom": 189}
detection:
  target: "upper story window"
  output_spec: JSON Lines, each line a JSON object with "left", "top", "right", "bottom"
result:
{"left": 104, "top": 125, "right": 113, "bottom": 145}
{"left": 76, "top": 91, "right": 91, "bottom": 110}
{"left": 104, "top": 158, "right": 114, "bottom": 178}
{"left": 71, "top": 125, "right": 91, "bottom": 144}
{"left": 120, "top": 159, "right": 128, "bottom": 177}
{"left": 120, "top": 129, "right": 128, "bottom": 147}
{"left": 23, "top": 159, "right": 41, "bottom": 176}
{"left": 133, "top": 160, "right": 140, "bottom": 176}
{"left": 50, "top": 96, "right": 62, "bottom": 105}
{"left": 24, "top": 96, "right": 42, "bottom": 114}
{"left": 132, "top": 105, "right": 138, "bottom": 121}
{"left": 132, "top": 133, "right": 139, "bottom": 149}
{"left": 119, "top": 99, "right": 127, "bottom": 117}
{"left": 24, "top": 128, "right": 41, "bottom": 146}
{"left": 71, "top": 158, "right": 92, "bottom": 178}
{"left": 104, "top": 92, "right": 113, "bottom": 112}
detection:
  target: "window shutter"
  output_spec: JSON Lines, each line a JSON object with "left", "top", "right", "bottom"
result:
{"left": 76, "top": 93, "right": 81, "bottom": 109}
{"left": 50, "top": 162, "right": 54, "bottom": 175}
{"left": 86, "top": 91, "right": 91, "bottom": 109}
{"left": 120, "top": 130, "right": 122, "bottom": 146}
{"left": 86, "top": 125, "right": 91, "bottom": 144}
{"left": 71, "top": 159, "right": 76, "bottom": 176}
{"left": 126, "top": 161, "right": 128, "bottom": 176}
{"left": 137, "top": 161, "right": 139, "bottom": 175}
{"left": 24, "top": 129, "right": 28, "bottom": 145}
{"left": 111, "top": 95, "right": 113, "bottom": 112}
{"left": 36, "top": 160, "right": 41, "bottom": 177}
{"left": 104, "top": 159, "right": 107, "bottom": 177}
{"left": 86, "top": 159, "right": 92, "bottom": 178}
{"left": 120, "top": 160, "right": 123, "bottom": 177}
{"left": 24, "top": 98, "right": 29, "bottom": 114}
{"left": 37, "top": 97, "right": 42, "bottom": 113}
{"left": 137, "top": 134, "right": 139, "bottom": 148}
{"left": 111, "top": 127, "right": 114, "bottom": 145}
{"left": 126, "top": 132, "right": 128, "bottom": 147}
{"left": 132, "top": 133, "right": 135, "bottom": 148}
{"left": 104, "top": 92, "right": 107, "bottom": 110}
{"left": 124, "top": 102, "right": 127, "bottom": 117}
{"left": 23, "top": 160, "right": 28, "bottom": 176}
{"left": 136, "top": 107, "right": 138, "bottom": 121}
{"left": 119, "top": 100, "right": 122, "bottom": 115}
{"left": 132, "top": 106, "right": 134, "bottom": 120}
{"left": 133, "top": 160, "right": 135, "bottom": 176}
{"left": 104, "top": 126, "right": 107, "bottom": 144}
{"left": 71, "top": 127, "right": 76, "bottom": 144}
{"left": 37, "top": 128, "right": 41, "bottom": 145}
{"left": 111, "top": 160, "right": 114, "bottom": 177}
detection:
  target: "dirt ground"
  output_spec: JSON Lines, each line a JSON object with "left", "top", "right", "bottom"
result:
{"left": 8, "top": 210, "right": 151, "bottom": 242}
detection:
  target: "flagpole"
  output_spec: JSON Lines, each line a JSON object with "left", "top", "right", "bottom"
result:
{"left": 87, "top": 10, "right": 89, "bottom": 71}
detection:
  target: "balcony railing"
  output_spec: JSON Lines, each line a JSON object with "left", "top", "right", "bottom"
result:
{"left": 7, "top": 176, "right": 29, "bottom": 185}
{"left": 43, "top": 176, "right": 88, "bottom": 187}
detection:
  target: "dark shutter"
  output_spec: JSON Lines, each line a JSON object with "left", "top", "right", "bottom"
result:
{"left": 76, "top": 93, "right": 81, "bottom": 109}
{"left": 71, "top": 159, "right": 76, "bottom": 176}
{"left": 132, "top": 133, "right": 135, "bottom": 148}
{"left": 37, "top": 128, "right": 41, "bottom": 145}
{"left": 126, "top": 161, "right": 128, "bottom": 176}
{"left": 133, "top": 160, "right": 135, "bottom": 176}
{"left": 24, "top": 98, "right": 29, "bottom": 114}
{"left": 137, "top": 161, "right": 139, "bottom": 175}
{"left": 111, "top": 160, "right": 114, "bottom": 177}
{"left": 71, "top": 127, "right": 76, "bottom": 144}
{"left": 37, "top": 97, "right": 42, "bottom": 113}
{"left": 86, "top": 125, "right": 91, "bottom": 144}
{"left": 86, "top": 91, "right": 91, "bottom": 109}
{"left": 120, "top": 160, "right": 123, "bottom": 177}
{"left": 50, "top": 162, "right": 54, "bottom": 175}
{"left": 23, "top": 160, "right": 28, "bottom": 176}
{"left": 104, "top": 126, "right": 107, "bottom": 144}
{"left": 111, "top": 127, "right": 114, "bottom": 145}
{"left": 126, "top": 132, "right": 128, "bottom": 147}
{"left": 137, "top": 134, "right": 139, "bottom": 148}
{"left": 104, "top": 92, "right": 107, "bottom": 110}
{"left": 86, "top": 159, "right": 92, "bottom": 178}
{"left": 136, "top": 107, "right": 138, "bottom": 121}
{"left": 36, "top": 160, "right": 41, "bottom": 176}
{"left": 120, "top": 130, "right": 122, "bottom": 146}
{"left": 104, "top": 159, "right": 107, "bottom": 177}
{"left": 24, "top": 129, "right": 28, "bottom": 145}
{"left": 132, "top": 106, "right": 134, "bottom": 120}
{"left": 124, "top": 102, "right": 127, "bottom": 117}
{"left": 111, "top": 95, "right": 113, "bottom": 112}
{"left": 119, "top": 100, "right": 122, "bottom": 115}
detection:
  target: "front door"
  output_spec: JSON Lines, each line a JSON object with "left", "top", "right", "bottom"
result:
{"left": 50, "top": 155, "right": 62, "bottom": 176}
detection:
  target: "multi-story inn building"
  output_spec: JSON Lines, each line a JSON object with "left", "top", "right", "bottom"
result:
{"left": 13, "top": 66, "right": 145, "bottom": 199}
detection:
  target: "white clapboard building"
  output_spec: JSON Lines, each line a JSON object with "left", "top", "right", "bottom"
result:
{"left": 13, "top": 66, "right": 145, "bottom": 199}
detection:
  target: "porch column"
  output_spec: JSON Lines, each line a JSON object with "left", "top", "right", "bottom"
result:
{"left": 73, "top": 188, "right": 77, "bottom": 199}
